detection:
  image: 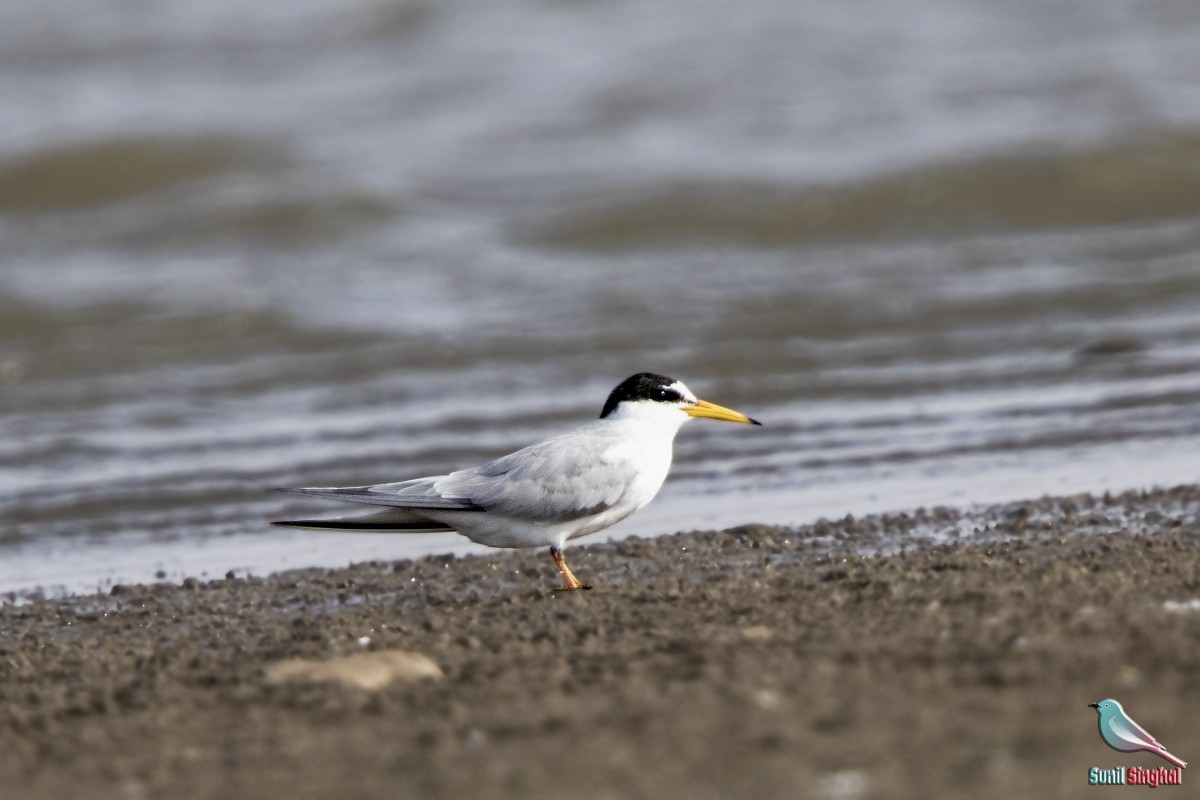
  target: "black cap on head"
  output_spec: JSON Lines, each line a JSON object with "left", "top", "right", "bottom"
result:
{"left": 600, "top": 373, "right": 685, "bottom": 418}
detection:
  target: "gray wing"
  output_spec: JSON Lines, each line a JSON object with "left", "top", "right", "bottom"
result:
{"left": 434, "top": 428, "right": 634, "bottom": 522}
{"left": 277, "top": 477, "right": 485, "bottom": 511}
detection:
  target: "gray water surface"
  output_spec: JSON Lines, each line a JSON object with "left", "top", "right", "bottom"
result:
{"left": 2, "top": 0, "right": 1199, "bottom": 595}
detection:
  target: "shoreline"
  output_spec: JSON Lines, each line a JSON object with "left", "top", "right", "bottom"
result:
{"left": 7, "top": 476, "right": 1199, "bottom": 601}
{"left": 3, "top": 486, "right": 1199, "bottom": 799}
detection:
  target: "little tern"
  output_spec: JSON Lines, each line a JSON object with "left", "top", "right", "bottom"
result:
{"left": 274, "top": 373, "right": 760, "bottom": 590}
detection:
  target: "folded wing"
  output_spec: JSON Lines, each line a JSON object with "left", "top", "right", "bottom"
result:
{"left": 435, "top": 428, "right": 635, "bottom": 522}
{"left": 275, "top": 425, "right": 637, "bottom": 528}
{"left": 276, "top": 478, "right": 485, "bottom": 511}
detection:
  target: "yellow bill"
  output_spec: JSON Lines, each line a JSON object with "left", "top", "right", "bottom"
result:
{"left": 684, "top": 398, "right": 762, "bottom": 425}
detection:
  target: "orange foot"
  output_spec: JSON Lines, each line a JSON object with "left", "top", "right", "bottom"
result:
{"left": 550, "top": 546, "right": 592, "bottom": 591}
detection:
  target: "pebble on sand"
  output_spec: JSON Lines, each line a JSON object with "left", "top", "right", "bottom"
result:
{"left": 264, "top": 650, "right": 444, "bottom": 690}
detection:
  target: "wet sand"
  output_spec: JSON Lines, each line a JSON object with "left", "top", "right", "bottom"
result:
{"left": 3, "top": 486, "right": 1199, "bottom": 799}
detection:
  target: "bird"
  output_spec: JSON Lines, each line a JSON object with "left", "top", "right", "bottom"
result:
{"left": 274, "top": 373, "right": 761, "bottom": 591}
{"left": 1089, "top": 699, "right": 1187, "bottom": 769}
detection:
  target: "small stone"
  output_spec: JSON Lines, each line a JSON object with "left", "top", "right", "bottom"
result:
{"left": 741, "top": 625, "right": 773, "bottom": 641}
{"left": 264, "top": 650, "right": 443, "bottom": 690}
{"left": 818, "top": 769, "right": 871, "bottom": 800}
{"left": 752, "top": 688, "right": 781, "bottom": 710}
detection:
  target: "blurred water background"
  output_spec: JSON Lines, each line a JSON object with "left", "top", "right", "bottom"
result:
{"left": 2, "top": 0, "right": 1199, "bottom": 595}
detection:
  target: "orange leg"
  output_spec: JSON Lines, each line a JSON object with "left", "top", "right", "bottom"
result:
{"left": 550, "top": 546, "right": 591, "bottom": 591}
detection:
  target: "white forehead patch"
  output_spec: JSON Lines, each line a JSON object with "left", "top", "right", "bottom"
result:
{"left": 669, "top": 380, "right": 696, "bottom": 403}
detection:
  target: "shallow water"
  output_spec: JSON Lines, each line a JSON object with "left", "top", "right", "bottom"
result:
{"left": 2, "top": 0, "right": 1199, "bottom": 595}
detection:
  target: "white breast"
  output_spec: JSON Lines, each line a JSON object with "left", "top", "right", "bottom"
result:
{"left": 601, "top": 422, "right": 675, "bottom": 512}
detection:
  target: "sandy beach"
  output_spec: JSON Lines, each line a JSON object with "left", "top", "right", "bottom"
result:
{"left": 2, "top": 485, "right": 1198, "bottom": 799}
